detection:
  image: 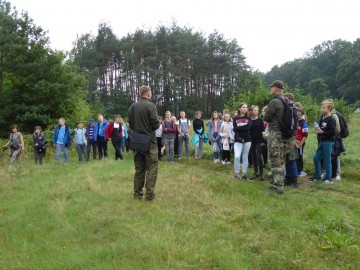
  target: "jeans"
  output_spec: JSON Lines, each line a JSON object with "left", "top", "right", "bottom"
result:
{"left": 34, "top": 148, "right": 44, "bottom": 164}
{"left": 250, "top": 142, "right": 263, "bottom": 176}
{"left": 212, "top": 132, "right": 223, "bottom": 160}
{"left": 9, "top": 148, "right": 21, "bottom": 165}
{"left": 234, "top": 142, "right": 251, "bottom": 174}
{"left": 97, "top": 136, "right": 108, "bottom": 159}
{"left": 164, "top": 138, "right": 174, "bottom": 161}
{"left": 178, "top": 135, "right": 190, "bottom": 158}
{"left": 112, "top": 139, "right": 123, "bottom": 160}
{"left": 87, "top": 141, "right": 97, "bottom": 159}
{"left": 195, "top": 139, "right": 203, "bottom": 158}
{"left": 56, "top": 143, "right": 68, "bottom": 163}
{"left": 76, "top": 144, "right": 88, "bottom": 162}
{"left": 121, "top": 137, "right": 125, "bottom": 152}
{"left": 313, "top": 141, "right": 334, "bottom": 180}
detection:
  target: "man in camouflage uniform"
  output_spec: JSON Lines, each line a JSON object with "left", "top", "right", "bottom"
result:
{"left": 128, "top": 86, "right": 160, "bottom": 201}
{"left": 263, "top": 80, "right": 294, "bottom": 195}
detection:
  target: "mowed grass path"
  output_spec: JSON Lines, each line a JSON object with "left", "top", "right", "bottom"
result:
{"left": 0, "top": 115, "right": 359, "bottom": 269}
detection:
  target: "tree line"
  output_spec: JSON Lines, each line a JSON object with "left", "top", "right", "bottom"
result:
{"left": 70, "top": 22, "right": 260, "bottom": 118}
{"left": 262, "top": 39, "right": 360, "bottom": 108}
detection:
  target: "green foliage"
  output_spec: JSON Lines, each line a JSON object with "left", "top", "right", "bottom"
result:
{"left": 0, "top": 1, "right": 91, "bottom": 134}
{"left": 70, "top": 22, "right": 260, "bottom": 117}
{"left": 262, "top": 39, "right": 360, "bottom": 105}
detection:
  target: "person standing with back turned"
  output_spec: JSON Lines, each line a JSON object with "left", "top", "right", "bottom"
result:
{"left": 263, "top": 80, "right": 287, "bottom": 195}
{"left": 128, "top": 86, "right": 160, "bottom": 201}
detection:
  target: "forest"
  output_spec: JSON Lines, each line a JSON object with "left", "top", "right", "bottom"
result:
{"left": 263, "top": 39, "right": 360, "bottom": 107}
{"left": 0, "top": 0, "right": 359, "bottom": 134}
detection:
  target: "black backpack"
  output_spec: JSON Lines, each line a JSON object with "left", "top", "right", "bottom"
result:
{"left": 335, "top": 111, "right": 349, "bottom": 138}
{"left": 276, "top": 96, "right": 298, "bottom": 138}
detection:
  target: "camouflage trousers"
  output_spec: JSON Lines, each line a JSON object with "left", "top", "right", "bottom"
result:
{"left": 133, "top": 142, "right": 158, "bottom": 200}
{"left": 268, "top": 131, "right": 295, "bottom": 189}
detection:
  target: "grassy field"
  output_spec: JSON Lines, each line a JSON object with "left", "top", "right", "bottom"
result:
{"left": 0, "top": 115, "right": 359, "bottom": 269}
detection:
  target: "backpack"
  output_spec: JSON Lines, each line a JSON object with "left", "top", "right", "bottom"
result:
{"left": 335, "top": 111, "right": 349, "bottom": 138}
{"left": 276, "top": 96, "right": 298, "bottom": 138}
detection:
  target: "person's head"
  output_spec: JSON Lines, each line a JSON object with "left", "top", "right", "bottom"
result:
{"left": 88, "top": 118, "right": 95, "bottom": 126}
{"left": 139, "top": 85, "right": 152, "bottom": 100}
{"left": 321, "top": 100, "right": 334, "bottom": 114}
{"left": 11, "top": 124, "right": 18, "bottom": 133}
{"left": 218, "top": 113, "right": 223, "bottom": 121}
{"left": 77, "top": 121, "right": 84, "bottom": 129}
{"left": 237, "top": 102, "right": 248, "bottom": 117}
{"left": 223, "top": 109, "right": 230, "bottom": 116}
{"left": 297, "top": 107, "right": 304, "bottom": 118}
{"left": 97, "top": 114, "right": 104, "bottom": 122}
{"left": 114, "top": 114, "right": 122, "bottom": 124}
{"left": 165, "top": 111, "right": 171, "bottom": 120}
{"left": 212, "top": 111, "right": 218, "bottom": 120}
{"left": 171, "top": 116, "right": 177, "bottom": 122}
{"left": 180, "top": 111, "right": 186, "bottom": 119}
{"left": 268, "top": 80, "right": 284, "bottom": 96}
{"left": 58, "top": 118, "right": 65, "bottom": 126}
{"left": 34, "top": 126, "right": 41, "bottom": 134}
{"left": 283, "top": 93, "right": 295, "bottom": 103}
{"left": 251, "top": 105, "right": 259, "bottom": 117}
{"left": 233, "top": 111, "right": 238, "bottom": 117}
{"left": 224, "top": 113, "right": 230, "bottom": 123}
{"left": 195, "top": 111, "right": 202, "bottom": 119}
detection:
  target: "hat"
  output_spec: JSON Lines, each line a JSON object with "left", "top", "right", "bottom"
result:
{"left": 268, "top": 80, "right": 284, "bottom": 89}
{"left": 88, "top": 118, "right": 94, "bottom": 123}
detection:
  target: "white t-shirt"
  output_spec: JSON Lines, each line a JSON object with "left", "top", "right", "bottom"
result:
{"left": 176, "top": 119, "right": 191, "bottom": 126}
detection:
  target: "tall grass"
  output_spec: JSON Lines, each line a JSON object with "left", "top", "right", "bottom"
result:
{"left": 0, "top": 115, "right": 359, "bottom": 269}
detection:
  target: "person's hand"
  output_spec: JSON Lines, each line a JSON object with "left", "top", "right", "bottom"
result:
{"left": 108, "top": 138, "right": 111, "bottom": 141}
{"left": 2, "top": 145, "right": 7, "bottom": 151}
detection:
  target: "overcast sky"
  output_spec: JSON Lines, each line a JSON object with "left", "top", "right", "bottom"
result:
{"left": 8, "top": 0, "right": 360, "bottom": 72}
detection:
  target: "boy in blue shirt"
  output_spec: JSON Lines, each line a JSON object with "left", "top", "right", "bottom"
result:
{"left": 53, "top": 118, "right": 71, "bottom": 164}
{"left": 73, "top": 121, "right": 88, "bottom": 162}
{"left": 96, "top": 114, "right": 109, "bottom": 160}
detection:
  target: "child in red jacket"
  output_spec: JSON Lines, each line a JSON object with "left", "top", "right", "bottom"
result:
{"left": 105, "top": 115, "right": 123, "bottom": 160}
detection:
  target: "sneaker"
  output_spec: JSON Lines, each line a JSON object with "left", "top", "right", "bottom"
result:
{"left": 241, "top": 175, "right": 247, "bottom": 181}
{"left": 299, "top": 171, "right": 307, "bottom": 177}
{"left": 335, "top": 175, "right": 341, "bottom": 181}
{"left": 214, "top": 159, "right": 220, "bottom": 164}
{"left": 234, "top": 174, "right": 240, "bottom": 179}
{"left": 321, "top": 173, "right": 325, "bottom": 180}
{"left": 259, "top": 176, "right": 264, "bottom": 181}
{"left": 221, "top": 160, "right": 226, "bottom": 165}
{"left": 226, "top": 161, "right": 232, "bottom": 165}
{"left": 178, "top": 157, "right": 182, "bottom": 160}
{"left": 324, "top": 180, "right": 333, "bottom": 184}
{"left": 307, "top": 177, "right": 319, "bottom": 182}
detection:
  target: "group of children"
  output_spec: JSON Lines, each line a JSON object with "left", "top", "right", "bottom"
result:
{"left": 2, "top": 98, "right": 346, "bottom": 185}
{"left": 53, "top": 114, "right": 130, "bottom": 164}
{"left": 155, "top": 97, "right": 344, "bottom": 185}
{"left": 2, "top": 114, "right": 129, "bottom": 165}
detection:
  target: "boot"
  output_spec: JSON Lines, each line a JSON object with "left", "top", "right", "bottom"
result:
{"left": 291, "top": 177, "right": 299, "bottom": 189}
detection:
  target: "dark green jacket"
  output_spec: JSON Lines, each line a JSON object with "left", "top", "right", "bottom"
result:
{"left": 128, "top": 97, "right": 160, "bottom": 143}
{"left": 263, "top": 94, "right": 284, "bottom": 132}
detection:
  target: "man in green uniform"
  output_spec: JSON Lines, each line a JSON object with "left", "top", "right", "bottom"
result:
{"left": 263, "top": 80, "right": 287, "bottom": 195}
{"left": 128, "top": 85, "right": 160, "bottom": 201}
